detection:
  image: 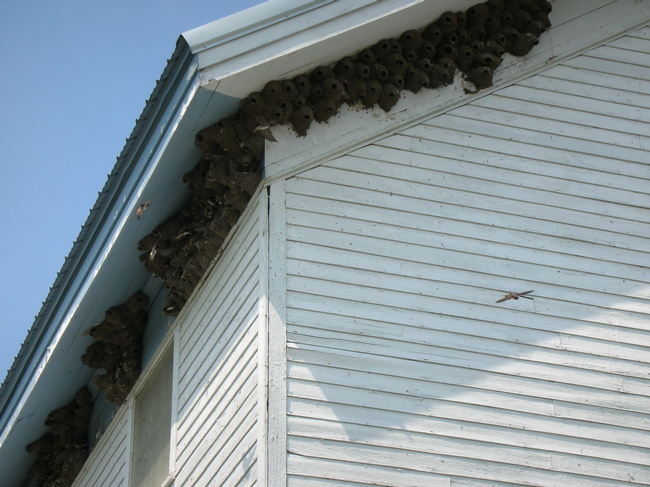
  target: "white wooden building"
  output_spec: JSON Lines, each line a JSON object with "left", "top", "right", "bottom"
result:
{"left": 1, "top": 0, "right": 649, "bottom": 486}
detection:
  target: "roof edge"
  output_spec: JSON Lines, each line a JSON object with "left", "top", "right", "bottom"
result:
{"left": 182, "top": 0, "right": 334, "bottom": 53}
{"left": 0, "top": 36, "right": 195, "bottom": 431}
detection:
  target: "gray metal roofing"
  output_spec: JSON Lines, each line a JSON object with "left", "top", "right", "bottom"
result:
{"left": 0, "top": 37, "right": 201, "bottom": 485}
{"left": 0, "top": 38, "right": 192, "bottom": 414}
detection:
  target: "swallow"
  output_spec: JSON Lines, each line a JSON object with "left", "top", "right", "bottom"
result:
{"left": 136, "top": 199, "right": 150, "bottom": 219}
{"left": 253, "top": 123, "right": 277, "bottom": 142}
{"left": 496, "top": 290, "right": 534, "bottom": 303}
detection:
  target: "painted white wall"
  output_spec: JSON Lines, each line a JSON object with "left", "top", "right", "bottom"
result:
{"left": 75, "top": 196, "right": 265, "bottom": 487}
{"left": 174, "top": 197, "right": 264, "bottom": 487}
{"left": 282, "top": 26, "right": 650, "bottom": 486}
{"left": 75, "top": 407, "right": 131, "bottom": 486}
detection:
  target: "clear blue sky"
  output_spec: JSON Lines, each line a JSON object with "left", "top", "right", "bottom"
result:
{"left": 0, "top": 0, "right": 265, "bottom": 385}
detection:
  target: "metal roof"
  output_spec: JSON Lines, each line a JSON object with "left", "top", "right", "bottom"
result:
{"left": 0, "top": 36, "right": 200, "bottom": 485}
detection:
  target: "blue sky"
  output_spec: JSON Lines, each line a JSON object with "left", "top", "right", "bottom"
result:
{"left": 0, "top": 0, "right": 265, "bottom": 384}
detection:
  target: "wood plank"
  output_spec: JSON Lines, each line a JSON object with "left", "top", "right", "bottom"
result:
{"left": 628, "top": 25, "right": 650, "bottom": 39}
{"left": 174, "top": 200, "right": 259, "bottom": 329}
{"left": 517, "top": 75, "right": 650, "bottom": 108}
{"left": 287, "top": 412, "right": 650, "bottom": 476}
{"left": 286, "top": 192, "right": 649, "bottom": 269}
{"left": 288, "top": 276, "right": 650, "bottom": 352}
{"left": 182, "top": 401, "right": 258, "bottom": 486}
{"left": 287, "top": 308, "right": 650, "bottom": 377}
{"left": 208, "top": 421, "right": 259, "bottom": 486}
{"left": 285, "top": 322, "right": 650, "bottom": 398}
{"left": 178, "top": 281, "right": 259, "bottom": 409}
{"left": 485, "top": 84, "right": 650, "bottom": 131}
{"left": 419, "top": 116, "right": 650, "bottom": 167}
{"left": 287, "top": 262, "right": 650, "bottom": 334}
{"left": 285, "top": 225, "right": 650, "bottom": 311}
{"left": 564, "top": 54, "right": 650, "bottom": 80}
{"left": 288, "top": 454, "right": 452, "bottom": 487}
{"left": 287, "top": 380, "right": 650, "bottom": 448}
{"left": 222, "top": 454, "right": 257, "bottom": 487}
{"left": 289, "top": 473, "right": 392, "bottom": 487}
{"left": 473, "top": 92, "right": 650, "bottom": 136}
{"left": 584, "top": 45, "right": 650, "bottom": 73}
{"left": 287, "top": 344, "right": 650, "bottom": 413}
{"left": 287, "top": 436, "right": 633, "bottom": 486}
{"left": 445, "top": 107, "right": 650, "bottom": 155}
{"left": 337, "top": 147, "right": 650, "bottom": 213}
{"left": 177, "top": 330, "right": 258, "bottom": 462}
{"left": 365, "top": 138, "right": 650, "bottom": 198}
{"left": 600, "top": 33, "right": 650, "bottom": 53}
{"left": 297, "top": 166, "right": 650, "bottom": 242}
{"left": 287, "top": 359, "right": 650, "bottom": 432}
{"left": 287, "top": 209, "right": 650, "bottom": 290}
{"left": 178, "top": 216, "right": 259, "bottom": 359}
{"left": 177, "top": 262, "right": 258, "bottom": 391}
{"left": 256, "top": 192, "right": 269, "bottom": 487}
{"left": 539, "top": 63, "right": 650, "bottom": 95}
{"left": 76, "top": 411, "right": 129, "bottom": 487}
{"left": 552, "top": 400, "right": 650, "bottom": 432}
{"left": 288, "top": 289, "right": 650, "bottom": 354}
{"left": 267, "top": 181, "right": 288, "bottom": 487}
{"left": 178, "top": 261, "right": 259, "bottom": 377}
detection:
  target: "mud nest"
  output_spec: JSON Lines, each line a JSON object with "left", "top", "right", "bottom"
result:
{"left": 24, "top": 387, "right": 93, "bottom": 487}
{"left": 81, "top": 291, "right": 150, "bottom": 404}
{"left": 137, "top": 0, "right": 552, "bottom": 316}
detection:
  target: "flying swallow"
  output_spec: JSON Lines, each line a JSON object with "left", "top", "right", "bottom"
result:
{"left": 496, "top": 290, "right": 534, "bottom": 303}
{"left": 136, "top": 200, "right": 150, "bottom": 219}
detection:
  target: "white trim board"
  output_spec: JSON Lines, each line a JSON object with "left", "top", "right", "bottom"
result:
{"left": 266, "top": 181, "right": 288, "bottom": 487}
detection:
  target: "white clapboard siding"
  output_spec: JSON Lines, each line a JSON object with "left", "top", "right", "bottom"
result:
{"left": 174, "top": 199, "right": 261, "bottom": 487}
{"left": 75, "top": 410, "right": 130, "bottom": 487}
{"left": 283, "top": 27, "right": 650, "bottom": 486}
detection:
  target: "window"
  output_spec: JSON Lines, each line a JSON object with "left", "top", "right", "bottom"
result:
{"left": 130, "top": 345, "right": 173, "bottom": 486}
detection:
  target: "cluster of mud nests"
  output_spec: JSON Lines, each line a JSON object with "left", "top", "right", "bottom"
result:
{"left": 137, "top": 0, "right": 552, "bottom": 317}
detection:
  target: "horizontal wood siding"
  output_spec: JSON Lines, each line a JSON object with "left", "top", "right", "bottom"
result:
{"left": 284, "top": 27, "right": 650, "bottom": 486}
{"left": 175, "top": 199, "right": 261, "bottom": 487}
{"left": 75, "top": 411, "right": 129, "bottom": 487}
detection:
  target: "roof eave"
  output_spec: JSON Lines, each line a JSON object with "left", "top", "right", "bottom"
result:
{"left": 0, "top": 36, "right": 209, "bottom": 484}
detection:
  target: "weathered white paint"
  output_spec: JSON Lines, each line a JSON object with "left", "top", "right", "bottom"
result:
{"left": 267, "top": 182, "right": 289, "bottom": 487}
{"left": 174, "top": 196, "right": 263, "bottom": 487}
{"left": 257, "top": 188, "right": 270, "bottom": 487}
{"left": 75, "top": 406, "right": 130, "bottom": 487}
{"left": 282, "top": 25, "right": 650, "bottom": 486}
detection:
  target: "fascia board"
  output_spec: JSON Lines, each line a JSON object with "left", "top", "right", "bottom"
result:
{"left": 183, "top": 0, "right": 335, "bottom": 54}
{"left": 191, "top": 0, "right": 479, "bottom": 97}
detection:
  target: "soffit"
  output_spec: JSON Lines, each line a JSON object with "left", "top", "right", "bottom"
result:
{"left": 187, "top": 0, "right": 480, "bottom": 97}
